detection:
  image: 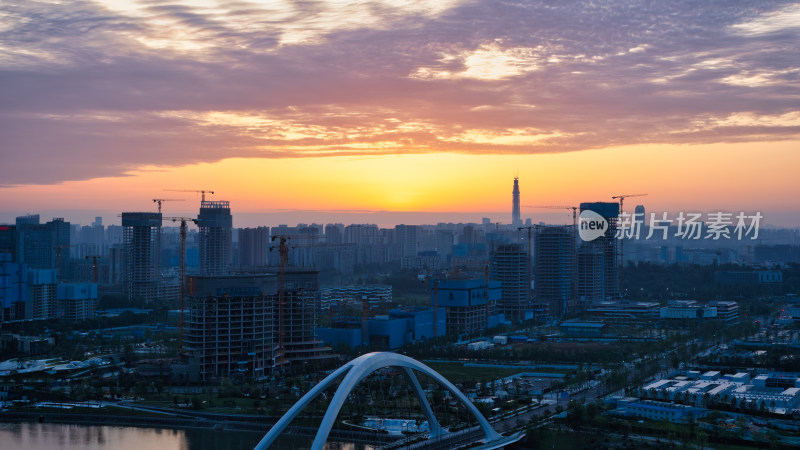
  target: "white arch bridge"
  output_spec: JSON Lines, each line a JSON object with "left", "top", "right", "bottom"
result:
{"left": 254, "top": 352, "right": 524, "bottom": 450}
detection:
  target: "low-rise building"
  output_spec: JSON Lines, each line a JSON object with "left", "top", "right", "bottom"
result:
{"left": 612, "top": 400, "right": 706, "bottom": 423}
{"left": 559, "top": 320, "right": 607, "bottom": 337}
{"left": 317, "top": 307, "right": 446, "bottom": 350}
{"left": 435, "top": 279, "right": 502, "bottom": 335}
{"left": 641, "top": 370, "right": 800, "bottom": 413}
{"left": 586, "top": 301, "right": 659, "bottom": 323}
{"left": 708, "top": 301, "right": 739, "bottom": 324}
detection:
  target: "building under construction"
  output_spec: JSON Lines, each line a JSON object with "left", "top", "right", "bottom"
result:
{"left": 183, "top": 267, "right": 333, "bottom": 381}
{"left": 184, "top": 273, "right": 276, "bottom": 381}
{"left": 197, "top": 200, "right": 232, "bottom": 275}
{"left": 577, "top": 202, "right": 619, "bottom": 302}
{"left": 271, "top": 268, "right": 334, "bottom": 369}
{"left": 435, "top": 279, "right": 502, "bottom": 335}
{"left": 534, "top": 225, "right": 576, "bottom": 321}
{"left": 121, "top": 212, "right": 161, "bottom": 302}
{"left": 491, "top": 244, "right": 531, "bottom": 323}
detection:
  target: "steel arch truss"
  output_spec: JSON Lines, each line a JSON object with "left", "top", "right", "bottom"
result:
{"left": 254, "top": 352, "right": 501, "bottom": 450}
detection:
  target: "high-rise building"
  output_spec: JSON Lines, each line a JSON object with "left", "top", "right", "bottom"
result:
{"left": 197, "top": 200, "right": 232, "bottom": 275}
{"left": 122, "top": 212, "right": 161, "bottom": 302}
{"left": 576, "top": 244, "right": 604, "bottom": 309}
{"left": 324, "top": 223, "right": 344, "bottom": 244}
{"left": 185, "top": 273, "right": 277, "bottom": 381}
{"left": 395, "top": 224, "right": 418, "bottom": 268}
{"left": 0, "top": 225, "right": 17, "bottom": 262}
{"left": 273, "top": 268, "right": 334, "bottom": 367}
{"left": 512, "top": 176, "right": 522, "bottom": 227}
{"left": 577, "top": 202, "right": 619, "bottom": 302}
{"left": 57, "top": 283, "right": 97, "bottom": 320}
{"left": 534, "top": 225, "right": 576, "bottom": 321}
{"left": 238, "top": 227, "right": 269, "bottom": 268}
{"left": 27, "top": 269, "right": 58, "bottom": 319}
{"left": 14, "top": 216, "right": 70, "bottom": 276}
{"left": 491, "top": 244, "right": 530, "bottom": 322}
{"left": 0, "top": 254, "right": 27, "bottom": 322}
{"left": 15, "top": 214, "right": 40, "bottom": 226}
{"left": 184, "top": 268, "right": 333, "bottom": 381}
{"left": 634, "top": 205, "right": 645, "bottom": 222}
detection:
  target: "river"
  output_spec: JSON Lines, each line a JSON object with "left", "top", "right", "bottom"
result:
{"left": 0, "top": 421, "right": 375, "bottom": 449}
{"left": 0, "top": 421, "right": 265, "bottom": 450}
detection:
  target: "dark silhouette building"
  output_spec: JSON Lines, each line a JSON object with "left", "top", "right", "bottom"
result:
{"left": 121, "top": 212, "right": 161, "bottom": 302}
{"left": 512, "top": 176, "right": 522, "bottom": 227}
{"left": 198, "top": 200, "right": 233, "bottom": 275}
{"left": 534, "top": 225, "right": 576, "bottom": 321}
{"left": 577, "top": 202, "right": 619, "bottom": 302}
{"left": 491, "top": 244, "right": 530, "bottom": 322}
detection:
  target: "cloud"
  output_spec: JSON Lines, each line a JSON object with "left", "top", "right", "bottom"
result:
{"left": 0, "top": 0, "right": 798, "bottom": 185}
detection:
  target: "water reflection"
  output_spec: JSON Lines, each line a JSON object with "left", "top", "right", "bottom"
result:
{"left": 0, "top": 422, "right": 378, "bottom": 449}
{"left": 0, "top": 422, "right": 264, "bottom": 450}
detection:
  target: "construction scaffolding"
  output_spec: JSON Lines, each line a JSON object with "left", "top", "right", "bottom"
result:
{"left": 184, "top": 292, "right": 275, "bottom": 382}
{"left": 272, "top": 268, "right": 335, "bottom": 368}
{"left": 184, "top": 274, "right": 276, "bottom": 381}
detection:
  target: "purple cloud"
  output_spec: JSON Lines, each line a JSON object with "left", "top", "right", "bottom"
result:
{"left": 0, "top": 0, "right": 798, "bottom": 185}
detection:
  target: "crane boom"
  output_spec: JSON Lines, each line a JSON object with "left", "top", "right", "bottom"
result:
{"left": 152, "top": 198, "right": 185, "bottom": 214}
{"left": 164, "top": 189, "right": 215, "bottom": 202}
{"left": 611, "top": 193, "right": 648, "bottom": 298}
{"left": 163, "top": 216, "right": 198, "bottom": 354}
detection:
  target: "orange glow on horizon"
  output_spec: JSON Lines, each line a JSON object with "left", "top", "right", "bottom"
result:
{"left": 1, "top": 140, "right": 798, "bottom": 225}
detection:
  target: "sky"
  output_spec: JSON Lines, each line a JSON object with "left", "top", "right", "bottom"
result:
{"left": 1, "top": 0, "right": 799, "bottom": 227}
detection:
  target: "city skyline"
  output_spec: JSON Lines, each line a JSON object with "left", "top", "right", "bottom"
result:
{"left": 1, "top": 1, "right": 799, "bottom": 226}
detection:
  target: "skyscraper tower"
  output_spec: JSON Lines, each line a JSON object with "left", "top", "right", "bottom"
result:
{"left": 198, "top": 200, "right": 232, "bottom": 275}
{"left": 121, "top": 212, "right": 161, "bottom": 302}
{"left": 512, "top": 176, "right": 521, "bottom": 227}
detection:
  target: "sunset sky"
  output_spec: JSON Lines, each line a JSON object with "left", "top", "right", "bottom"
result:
{"left": 1, "top": 0, "right": 799, "bottom": 227}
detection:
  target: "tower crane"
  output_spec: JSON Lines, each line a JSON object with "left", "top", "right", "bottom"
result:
{"left": 523, "top": 205, "right": 580, "bottom": 304}
{"left": 270, "top": 235, "right": 292, "bottom": 368}
{"left": 54, "top": 244, "right": 75, "bottom": 284}
{"left": 163, "top": 216, "right": 198, "bottom": 353}
{"left": 517, "top": 226, "right": 534, "bottom": 319}
{"left": 152, "top": 198, "right": 185, "bottom": 214}
{"left": 611, "top": 193, "right": 648, "bottom": 297}
{"left": 164, "top": 189, "right": 215, "bottom": 202}
{"left": 85, "top": 255, "right": 101, "bottom": 284}
{"left": 523, "top": 205, "right": 578, "bottom": 229}
{"left": 610, "top": 193, "right": 648, "bottom": 216}
{"left": 152, "top": 199, "right": 185, "bottom": 279}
